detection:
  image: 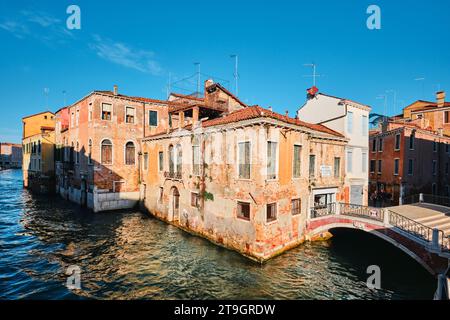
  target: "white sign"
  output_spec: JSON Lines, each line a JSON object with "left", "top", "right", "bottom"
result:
{"left": 320, "top": 165, "right": 332, "bottom": 177}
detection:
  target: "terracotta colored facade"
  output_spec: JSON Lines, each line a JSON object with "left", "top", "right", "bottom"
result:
{"left": 369, "top": 92, "right": 450, "bottom": 204}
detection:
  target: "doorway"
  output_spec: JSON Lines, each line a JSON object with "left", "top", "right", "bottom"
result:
{"left": 170, "top": 186, "right": 180, "bottom": 222}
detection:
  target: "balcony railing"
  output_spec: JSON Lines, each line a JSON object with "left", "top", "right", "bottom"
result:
{"left": 164, "top": 171, "right": 182, "bottom": 180}
{"left": 310, "top": 203, "right": 336, "bottom": 219}
{"left": 340, "top": 203, "right": 384, "bottom": 222}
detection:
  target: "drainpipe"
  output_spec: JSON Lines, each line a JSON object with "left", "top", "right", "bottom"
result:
{"left": 317, "top": 101, "right": 348, "bottom": 126}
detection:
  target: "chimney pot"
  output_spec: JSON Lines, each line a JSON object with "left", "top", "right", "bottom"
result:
{"left": 285, "top": 110, "right": 289, "bottom": 117}
{"left": 437, "top": 91, "right": 445, "bottom": 107}
{"left": 113, "top": 85, "right": 118, "bottom": 96}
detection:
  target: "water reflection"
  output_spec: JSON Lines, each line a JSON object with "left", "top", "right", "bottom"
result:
{"left": 0, "top": 169, "right": 436, "bottom": 299}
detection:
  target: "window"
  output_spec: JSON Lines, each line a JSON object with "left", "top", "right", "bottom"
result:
{"left": 291, "top": 199, "right": 301, "bottom": 215}
{"left": 101, "top": 139, "right": 112, "bottom": 165}
{"left": 445, "top": 111, "right": 450, "bottom": 124}
{"left": 432, "top": 183, "right": 437, "bottom": 195}
{"left": 378, "top": 138, "right": 383, "bottom": 152}
{"left": 409, "top": 132, "right": 415, "bottom": 150}
{"left": 372, "top": 139, "right": 377, "bottom": 152}
{"left": 125, "top": 142, "right": 135, "bottom": 165}
{"left": 408, "top": 159, "right": 413, "bottom": 175}
{"left": 362, "top": 152, "right": 367, "bottom": 173}
{"left": 143, "top": 153, "right": 148, "bottom": 170}
{"left": 192, "top": 145, "right": 200, "bottom": 176}
{"left": 347, "top": 150, "right": 353, "bottom": 173}
{"left": 88, "top": 139, "right": 92, "bottom": 164}
{"left": 267, "top": 141, "right": 277, "bottom": 180}
{"left": 88, "top": 104, "right": 93, "bottom": 121}
{"left": 38, "top": 140, "right": 41, "bottom": 154}
{"left": 446, "top": 143, "right": 449, "bottom": 153}
{"left": 76, "top": 110, "right": 79, "bottom": 127}
{"left": 394, "top": 159, "right": 399, "bottom": 175}
{"left": 149, "top": 110, "right": 158, "bottom": 126}
{"left": 176, "top": 144, "right": 182, "bottom": 173}
{"left": 432, "top": 160, "right": 437, "bottom": 175}
{"left": 334, "top": 157, "right": 341, "bottom": 178}
{"left": 395, "top": 134, "right": 401, "bottom": 150}
{"left": 238, "top": 141, "right": 251, "bottom": 179}
{"left": 169, "top": 145, "right": 174, "bottom": 174}
{"left": 309, "top": 155, "right": 316, "bottom": 177}
{"left": 71, "top": 112, "right": 75, "bottom": 127}
{"left": 237, "top": 201, "right": 250, "bottom": 220}
{"left": 159, "top": 187, "right": 164, "bottom": 203}
{"left": 76, "top": 142, "right": 80, "bottom": 164}
{"left": 101, "top": 103, "right": 112, "bottom": 121}
{"left": 191, "top": 192, "right": 200, "bottom": 208}
{"left": 362, "top": 115, "right": 368, "bottom": 136}
{"left": 293, "top": 145, "right": 302, "bottom": 178}
{"left": 266, "top": 203, "right": 277, "bottom": 223}
{"left": 378, "top": 160, "right": 382, "bottom": 174}
{"left": 125, "top": 107, "right": 135, "bottom": 124}
{"left": 433, "top": 140, "right": 438, "bottom": 152}
{"left": 347, "top": 111, "right": 353, "bottom": 134}
{"left": 370, "top": 160, "right": 376, "bottom": 173}
{"left": 159, "top": 151, "right": 164, "bottom": 172}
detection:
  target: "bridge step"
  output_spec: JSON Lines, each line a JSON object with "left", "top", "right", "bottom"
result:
{"left": 416, "top": 215, "right": 450, "bottom": 225}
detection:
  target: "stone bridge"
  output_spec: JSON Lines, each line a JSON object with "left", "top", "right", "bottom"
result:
{"left": 306, "top": 202, "right": 450, "bottom": 299}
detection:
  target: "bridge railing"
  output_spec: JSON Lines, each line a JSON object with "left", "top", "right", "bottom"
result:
{"left": 310, "top": 203, "right": 336, "bottom": 219}
{"left": 388, "top": 210, "right": 449, "bottom": 252}
{"left": 339, "top": 203, "right": 384, "bottom": 222}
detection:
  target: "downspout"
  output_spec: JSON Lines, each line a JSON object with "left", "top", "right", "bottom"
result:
{"left": 317, "top": 102, "right": 348, "bottom": 125}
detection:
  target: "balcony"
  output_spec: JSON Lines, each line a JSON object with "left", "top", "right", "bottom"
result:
{"left": 310, "top": 203, "right": 336, "bottom": 219}
{"left": 164, "top": 171, "right": 182, "bottom": 180}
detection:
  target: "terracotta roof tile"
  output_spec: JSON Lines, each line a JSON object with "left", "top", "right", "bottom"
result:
{"left": 202, "top": 105, "right": 344, "bottom": 137}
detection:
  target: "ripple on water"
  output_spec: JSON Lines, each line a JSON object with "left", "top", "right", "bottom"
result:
{"left": 0, "top": 169, "right": 437, "bottom": 300}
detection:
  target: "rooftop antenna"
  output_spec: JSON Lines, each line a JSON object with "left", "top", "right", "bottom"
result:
{"left": 44, "top": 87, "right": 49, "bottom": 109}
{"left": 414, "top": 77, "right": 425, "bottom": 99}
{"left": 303, "top": 63, "right": 321, "bottom": 87}
{"left": 230, "top": 54, "right": 239, "bottom": 96}
{"left": 194, "top": 62, "right": 201, "bottom": 97}
{"left": 386, "top": 89, "right": 397, "bottom": 116}
{"left": 376, "top": 94, "right": 388, "bottom": 122}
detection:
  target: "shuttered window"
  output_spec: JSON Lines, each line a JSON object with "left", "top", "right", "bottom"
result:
{"left": 101, "top": 139, "right": 112, "bottom": 165}
{"left": 126, "top": 107, "right": 135, "bottom": 124}
{"left": 266, "top": 203, "right": 277, "bottom": 222}
{"left": 238, "top": 142, "right": 251, "bottom": 179}
{"left": 293, "top": 145, "right": 301, "bottom": 178}
{"left": 267, "top": 141, "right": 277, "bottom": 180}
{"left": 125, "top": 142, "right": 135, "bottom": 165}
{"left": 102, "top": 103, "right": 112, "bottom": 121}
{"left": 291, "top": 199, "right": 301, "bottom": 215}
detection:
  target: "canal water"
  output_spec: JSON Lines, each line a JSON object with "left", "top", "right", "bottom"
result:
{"left": 0, "top": 169, "right": 436, "bottom": 299}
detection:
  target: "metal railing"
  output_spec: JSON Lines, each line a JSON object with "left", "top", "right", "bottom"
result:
{"left": 388, "top": 210, "right": 448, "bottom": 251}
{"left": 340, "top": 203, "right": 384, "bottom": 222}
{"left": 421, "top": 194, "right": 450, "bottom": 207}
{"left": 310, "top": 203, "right": 336, "bottom": 219}
{"left": 164, "top": 171, "right": 182, "bottom": 180}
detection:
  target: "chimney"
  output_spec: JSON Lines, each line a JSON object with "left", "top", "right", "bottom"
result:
{"left": 113, "top": 85, "right": 118, "bottom": 96}
{"left": 285, "top": 110, "right": 289, "bottom": 117}
{"left": 437, "top": 91, "right": 445, "bottom": 107}
{"left": 268, "top": 106, "right": 272, "bottom": 112}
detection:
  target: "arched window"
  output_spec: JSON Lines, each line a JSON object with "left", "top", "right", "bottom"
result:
{"left": 88, "top": 139, "right": 92, "bottom": 164}
{"left": 101, "top": 139, "right": 113, "bottom": 165}
{"left": 169, "top": 145, "right": 174, "bottom": 174}
{"left": 125, "top": 141, "right": 135, "bottom": 165}
{"left": 176, "top": 144, "right": 182, "bottom": 173}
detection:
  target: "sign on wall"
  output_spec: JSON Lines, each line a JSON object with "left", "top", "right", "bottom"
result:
{"left": 320, "top": 165, "right": 332, "bottom": 177}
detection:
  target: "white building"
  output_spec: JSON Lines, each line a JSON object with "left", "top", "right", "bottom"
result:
{"left": 297, "top": 92, "right": 371, "bottom": 205}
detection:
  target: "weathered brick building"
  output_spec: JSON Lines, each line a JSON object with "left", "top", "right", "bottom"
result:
{"left": 141, "top": 80, "right": 348, "bottom": 261}
{"left": 369, "top": 91, "right": 450, "bottom": 204}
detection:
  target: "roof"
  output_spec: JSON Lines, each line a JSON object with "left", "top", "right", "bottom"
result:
{"left": 202, "top": 105, "right": 344, "bottom": 137}
{"left": 170, "top": 92, "right": 204, "bottom": 101}
{"left": 22, "top": 110, "right": 54, "bottom": 120}
{"left": 410, "top": 103, "right": 450, "bottom": 113}
{"left": 206, "top": 82, "right": 248, "bottom": 108}
{"left": 316, "top": 93, "right": 371, "bottom": 110}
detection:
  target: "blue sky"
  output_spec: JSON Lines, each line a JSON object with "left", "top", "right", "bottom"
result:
{"left": 1, "top": 0, "right": 449, "bottom": 143}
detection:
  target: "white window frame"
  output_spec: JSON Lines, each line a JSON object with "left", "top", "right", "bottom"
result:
{"left": 347, "top": 111, "right": 354, "bottom": 134}
{"left": 394, "top": 133, "right": 401, "bottom": 151}
{"left": 292, "top": 144, "right": 302, "bottom": 179}
{"left": 101, "top": 103, "right": 113, "bottom": 121}
{"left": 237, "top": 140, "right": 252, "bottom": 180}
{"left": 125, "top": 106, "right": 136, "bottom": 124}
{"left": 266, "top": 140, "right": 279, "bottom": 181}
{"left": 347, "top": 149, "right": 353, "bottom": 173}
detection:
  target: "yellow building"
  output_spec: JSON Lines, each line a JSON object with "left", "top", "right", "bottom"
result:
{"left": 22, "top": 111, "right": 56, "bottom": 193}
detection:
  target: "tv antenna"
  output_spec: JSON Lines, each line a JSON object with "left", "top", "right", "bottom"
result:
{"left": 230, "top": 54, "right": 239, "bottom": 96}
{"left": 194, "top": 62, "right": 201, "bottom": 97}
{"left": 303, "top": 63, "right": 321, "bottom": 87}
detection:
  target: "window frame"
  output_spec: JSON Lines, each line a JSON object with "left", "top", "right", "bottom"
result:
{"left": 266, "top": 202, "right": 278, "bottom": 224}
{"left": 125, "top": 106, "right": 136, "bottom": 124}
{"left": 394, "top": 158, "right": 400, "bottom": 176}
{"left": 100, "top": 138, "right": 113, "bottom": 165}
{"left": 101, "top": 103, "right": 113, "bottom": 121}
{"left": 292, "top": 144, "right": 302, "bottom": 179}
{"left": 124, "top": 141, "right": 136, "bottom": 166}
{"left": 266, "top": 140, "right": 278, "bottom": 181}
{"left": 291, "top": 198, "right": 301, "bottom": 216}
{"left": 149, "top": 110, "right": 158, "bottom": 127}
{"left": 394, "top": 133, "right": 401, "bottom": 151}
{"left": 237, "top": 141, "right": 251, "bottom": 180}
{"left": 237, "top": 201, "right": 251, "bottom": 221}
